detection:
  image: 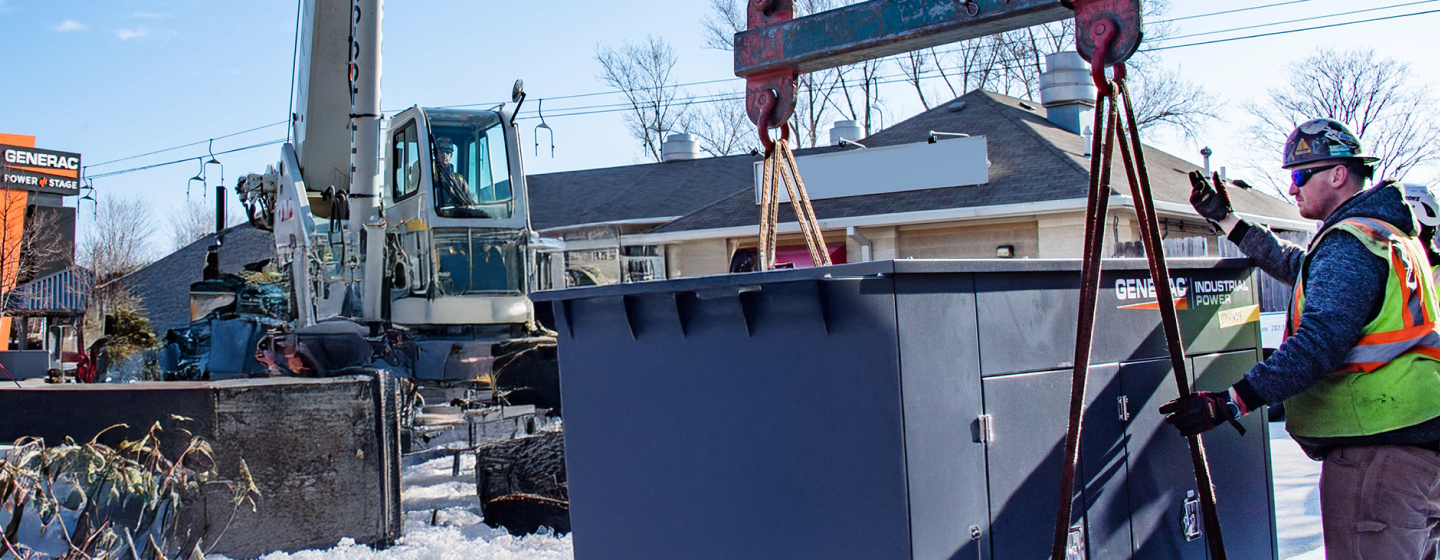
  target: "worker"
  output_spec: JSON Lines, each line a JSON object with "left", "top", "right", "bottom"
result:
{"left": 433, "top": 136, "right": 476, "bottom": 207}
{"left": 1163, "top": 118, "right": 1440, "bottom": 559}
{"left": 1402, "top": 182, "right": 1440, "bottom": 274}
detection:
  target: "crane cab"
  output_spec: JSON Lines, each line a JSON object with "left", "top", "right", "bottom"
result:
{"left": 382, "top": 106, "right": 535, "bottom": 330}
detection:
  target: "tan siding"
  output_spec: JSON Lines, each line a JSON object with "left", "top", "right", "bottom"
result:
{"left": 897, "top": 221, "right": 1039, "bottom": 259}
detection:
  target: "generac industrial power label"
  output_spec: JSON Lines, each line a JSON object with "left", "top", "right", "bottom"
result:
{"left": 1114, "top": 275, "right": 1258, "bottom": 327}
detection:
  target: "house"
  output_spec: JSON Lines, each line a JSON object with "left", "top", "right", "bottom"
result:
{"left": 528, "top": 58, "right": 1307, "bottom": 285}
{"left": 111, "top": 225, "right": 276, "bottom": 333}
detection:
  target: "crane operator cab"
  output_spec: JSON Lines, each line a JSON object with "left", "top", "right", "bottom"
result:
{"left": 382, "top": 105, "right": 536, "bottom": 333}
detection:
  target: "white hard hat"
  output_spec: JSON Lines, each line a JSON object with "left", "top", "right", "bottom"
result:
{"left": 1402, "top": 183, "right": 1440, "bottom": 228}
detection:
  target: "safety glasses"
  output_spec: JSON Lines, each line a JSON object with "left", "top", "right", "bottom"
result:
{"left": 1291, "top": 164, "right": 1341, "bottom": 187}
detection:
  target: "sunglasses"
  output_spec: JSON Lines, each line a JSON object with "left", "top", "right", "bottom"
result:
{"left": 1291, "top": 164, "right": 1341, "bottom": 187}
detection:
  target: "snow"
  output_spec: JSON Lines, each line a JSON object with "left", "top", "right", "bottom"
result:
{"left": 218, "top": 454, "right": 574, "bottom": 560}
{"left": 1271, "top": 421, "right": 1326, "bottom": 560}
{"left": 215, "top": 423, "right": 1326, "bottom": 560}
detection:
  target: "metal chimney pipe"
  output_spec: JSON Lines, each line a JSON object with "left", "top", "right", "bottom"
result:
{"left": 215, "top": 185, "right": 226, "bottom": 235}
{"left": 1201, "top": 146, "right": 1212, "bottom": 175}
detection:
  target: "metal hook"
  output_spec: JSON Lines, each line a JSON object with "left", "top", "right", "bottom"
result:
{"left": 534, "top": 99, "right": 554, "bottom": 158}
{"left": 204, "top": 139, "right": 224, "bottom": 201}
{"left": 187, "top": 157, "right": 206, "bottom": 203}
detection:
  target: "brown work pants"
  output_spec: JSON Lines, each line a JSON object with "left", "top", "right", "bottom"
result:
{"left": 1320, "top": 445, "right": 1440, "bottom": 559}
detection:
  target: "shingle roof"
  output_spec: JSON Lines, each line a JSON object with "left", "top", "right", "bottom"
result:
{"left": 115, "top": 224, "right": 277, "bottom": 332}
{"left": 527, "top": 152, "right": 797, "bottom": 231}
{"left": 651, "top": 90, "right": 1303, "bottom": 233}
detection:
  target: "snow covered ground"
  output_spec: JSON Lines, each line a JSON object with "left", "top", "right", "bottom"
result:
{"left": 232, "top": 453, "right": 574, "bottom": 560}
{"left": 1271, "top": 421, "right": 1325, "bottom": 560}
{"left": 231, "top": 423, "right": 1325, "bottom": 560}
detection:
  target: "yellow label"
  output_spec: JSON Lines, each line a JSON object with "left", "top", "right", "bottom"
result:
{"left": 1294, "top": 138, "right": 1311, "bottom": 156}
{"left": 1217, "top": 304, "right": 1261, "bottom": 329}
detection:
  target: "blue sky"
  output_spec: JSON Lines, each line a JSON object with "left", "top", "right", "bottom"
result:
{"left": 2, "top": 0, "right": 1438, "bottom": 255}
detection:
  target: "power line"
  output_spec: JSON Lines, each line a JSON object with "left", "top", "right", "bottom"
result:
{"left": 85, "top": 121, "right": 286, "bottom": 168}
{"left": 87, "top": 138, "right": 286, "bottom": 177}
{"left": 1160, "top": 0, "right": 1438, "bottom": 42}
{"left": 1153, "top": 0, "right": 1311, "bottom": 24}
{"left": 1146, "top": 8, "right": 1440, "bottom": 51}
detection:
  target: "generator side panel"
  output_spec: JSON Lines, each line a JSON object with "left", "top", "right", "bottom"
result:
{"left": 893, "top": 273, "right": 989, "bottom": 560}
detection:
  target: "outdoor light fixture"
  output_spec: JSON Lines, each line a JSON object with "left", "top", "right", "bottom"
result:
{"left": 838, "top": 138, "right": 867, "bottom": 150}
{"left": 996, "top": 245, "right": 1015, "bottom": 258}
{"left": 927, "top": 131, "right": 970, "bottom": 144}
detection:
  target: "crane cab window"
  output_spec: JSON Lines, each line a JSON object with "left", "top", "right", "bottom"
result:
{"left": 428, "top": 110, "right": 513, "bottom": 220}
{"left": 391, "top": 122, "right": 420, "bottom": 200}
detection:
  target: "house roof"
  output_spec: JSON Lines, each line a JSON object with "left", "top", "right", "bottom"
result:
{"left": 527, "top": 151, "right": 808, "bottom": 231}
{"left": 650, "top": 90, "right": 1304, "bottom": 234}
{"left": 115, "top": 224, "right": 277, "bottom": 332}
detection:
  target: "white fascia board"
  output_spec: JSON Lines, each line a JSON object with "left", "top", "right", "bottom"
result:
{"left": 627, "top": 195, "right": 1315, "bottom": 246}
{"left": 624, "top": 198, "right": 1092, "bottom": 244}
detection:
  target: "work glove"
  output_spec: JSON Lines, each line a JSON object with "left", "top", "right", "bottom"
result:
{"left": 1159, "top": 390, "right": 1246, "bottom": 437}
{"left": 1189, "top": 171, "right": 1233, "bottom": 222}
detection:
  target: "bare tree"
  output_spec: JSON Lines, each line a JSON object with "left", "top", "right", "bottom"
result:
{"left": 684, "top": 94, "right": 757, "bottom": 157}
{"left": 0, "top": 195, "right": 70, "bottom": 296}
{"left": 1127, "top": 67, "right": 1221, "bottom": 137}
{"left": 168, "top": 198, "right": 240, "bottom": 251}
{"left": 596, "top": 36, "right": 694, "bottom": 162}
{"left": 1242, "top": 47, "right": 1440, "bottom": 196}
{"left": 80, "top": 195, "right": 154, "bottom": 285}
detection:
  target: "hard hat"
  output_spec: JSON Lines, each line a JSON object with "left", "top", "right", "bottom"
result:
{"left": 1402, "top": 182, "right": 1440, "bottom": 228}
{"left": 1282, "top": 118, "right": 1379, "bottom": 169}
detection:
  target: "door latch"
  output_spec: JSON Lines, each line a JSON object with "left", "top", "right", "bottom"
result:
{"left": 1182, "top": 490, "right": 1202, "bottom": 541}
{"left": 1117, "top": 395, "right": 1131, "bottom": 421}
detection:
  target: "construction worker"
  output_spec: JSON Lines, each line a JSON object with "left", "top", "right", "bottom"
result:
{"left": 433, "top": 136, "right": 477, "bottom": 207}
{"left": 1402, "top": 182, "right": 1440, "bottom": 274}
{"left": 1163, "top": 118, "right": 1440, "bottom": 559}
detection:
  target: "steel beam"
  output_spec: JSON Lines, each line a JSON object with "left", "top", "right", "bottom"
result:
{"left": 734, "top": 0, "right": 1072, "bottom": 77}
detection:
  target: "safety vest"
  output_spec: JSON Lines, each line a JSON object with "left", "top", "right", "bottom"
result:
{"left": 1284, "top": 216, "right": 1440, "bottom": 438}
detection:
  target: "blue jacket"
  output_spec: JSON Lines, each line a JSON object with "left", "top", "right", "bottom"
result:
{"left": 1230, "top": 183, "right": 1440, "bottom": 457}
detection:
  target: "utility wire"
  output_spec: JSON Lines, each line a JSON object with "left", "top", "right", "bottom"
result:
{"left": 87, "top": 139, "right": 285, "bottom": 179}
{"left": 1152, "top": 0, "right": 1311, "bottom": 24}
{"left": 1160, "top": 0, "right": 1438, "bottom": 42}
{"left": 85, "top": 3, "right": 1440, "bottom": 174}
{"left": 85, "top": 121, "right": 286, "bottom": 168}
{"left": 1147, "top": 8, "right": 1440, "bottom": 51}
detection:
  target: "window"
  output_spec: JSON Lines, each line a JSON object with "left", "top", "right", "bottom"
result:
{"left": 428, "top": 110, "right": 513, "bottom": 219}
{"left": 391, "top": 122, "right": 420, "bottom": 200}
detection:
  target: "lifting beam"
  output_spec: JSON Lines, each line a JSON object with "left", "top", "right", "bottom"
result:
{"left": 734, "top": 0, "right": 1142, "bottom": 128}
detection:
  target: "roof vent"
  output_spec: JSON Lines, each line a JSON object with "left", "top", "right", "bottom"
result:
{"left": 1039, "top": 51, "right": 1098, "bottom": 135}
{"left": 829, "top": 120, "right": 864, "bottom": 146}
{"left": 662, "top": 133, "right": 700, "bottom": 162}
{"left": 947, "top": 101, "right": 967, "bottom": 112}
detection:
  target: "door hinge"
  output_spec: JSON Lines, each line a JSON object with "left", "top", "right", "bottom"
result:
{"left": 974, "top": 414, "right": 994, "bottom": 443}
{"left": 1182, "top": 490, "right": 1202, "bottom": 541}
{"left": 1117, "top": 395, "right": 1131, "bottom": 422}
{"left": 1066, "top": 525, "right": 1086, "bottom": 560}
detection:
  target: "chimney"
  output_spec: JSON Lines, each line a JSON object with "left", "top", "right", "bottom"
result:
{"left": 829, "top": 120, "right": 864, "bottom": 146}
{"left": 1038, "top": 52, "right": 1097, "bottom": 135}
{"left": 1201, "top": 146, "right": 1213, "bottom": 174}
{"left": 661, "top": 133, "right": 700, "bottom": 162}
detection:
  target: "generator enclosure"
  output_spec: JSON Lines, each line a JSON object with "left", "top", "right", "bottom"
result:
{"left": 533, "top": 259, "right": 1277, "bottom": 560}
{"left": 0, "top": 374, "right": 404, "bottom": 559}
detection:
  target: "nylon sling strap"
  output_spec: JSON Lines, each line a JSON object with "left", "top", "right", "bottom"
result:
{"left": 1050, "top": 70, "right": 1229, "bottom": 560}
{"left": 757, "top": 122, "right": 831, "bottom": 271}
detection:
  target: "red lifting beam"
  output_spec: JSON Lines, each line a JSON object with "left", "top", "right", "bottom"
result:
{"left": 735, "top": 0, "right": 1143, "bottom": 127}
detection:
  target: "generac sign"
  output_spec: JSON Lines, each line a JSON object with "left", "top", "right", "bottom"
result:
{"left": 0, "top": 144, "right": 82, "bottom": 195}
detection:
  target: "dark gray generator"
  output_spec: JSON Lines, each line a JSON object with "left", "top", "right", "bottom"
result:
{"left": 533, "top": 259, "right": 1277, "bottom": 560}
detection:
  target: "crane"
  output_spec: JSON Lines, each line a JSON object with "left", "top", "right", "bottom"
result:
{"left": 227, "top": 0, "right": 559, "bottom": 415}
